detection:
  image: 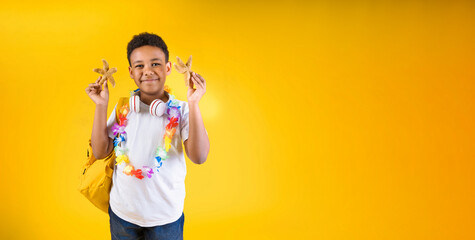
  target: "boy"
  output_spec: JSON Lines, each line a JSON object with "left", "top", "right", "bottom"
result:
{"left": 85, "top": 32, "right": 210, "bottom": 239}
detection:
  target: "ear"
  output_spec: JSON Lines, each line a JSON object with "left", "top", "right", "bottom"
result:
{"left": 166, "top": 61, "right": 172, "bottom": 76}
{"left": 128, "top": 66, "right": 133, "bottom": 78}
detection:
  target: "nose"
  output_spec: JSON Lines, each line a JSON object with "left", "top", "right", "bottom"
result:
{"left": 143, "top": 65, "right": 154, "bottom": 77}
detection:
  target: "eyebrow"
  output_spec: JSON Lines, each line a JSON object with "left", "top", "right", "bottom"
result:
{"left": 132, "top": 58, "right": 163, "bottom": 65}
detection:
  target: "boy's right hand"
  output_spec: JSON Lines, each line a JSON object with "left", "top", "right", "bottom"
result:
{"left": 85, "top": 76, "right": 109, "bottom": 106}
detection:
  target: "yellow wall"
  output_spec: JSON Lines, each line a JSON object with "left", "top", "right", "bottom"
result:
{"left": 1, "top": 0, "right": 474, "bottom": 239}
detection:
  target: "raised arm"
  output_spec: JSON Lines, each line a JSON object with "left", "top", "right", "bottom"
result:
{"left": 184, "top": 72, "right": 210, "bottom": 164}
{"left": 85, "top": 77, "right": 114, "bottom": 159}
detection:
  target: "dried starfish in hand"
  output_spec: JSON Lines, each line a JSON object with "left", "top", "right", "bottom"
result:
{"left": 173, "top": 56, "right": 193, "bottom": 87}
{"left": 93, "top": 59, "right": 117, "bottom": 87}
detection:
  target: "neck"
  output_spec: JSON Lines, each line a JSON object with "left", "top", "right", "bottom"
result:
{"left": 139, "top": 90, "right": 169, "bottom": 105}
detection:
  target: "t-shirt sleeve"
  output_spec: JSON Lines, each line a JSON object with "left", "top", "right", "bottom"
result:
{"left": 106, "top": 104, "right": 117, "bottom": 139}
{"left": 180, "top": 102, "right": 190, "bottom": 143}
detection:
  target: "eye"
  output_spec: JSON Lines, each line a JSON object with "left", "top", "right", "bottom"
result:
{"left": 152, "top": 63, "right": 161, "bottom": 66}
{"left": 135, "top": 64, "right": 143, "bottom": 68}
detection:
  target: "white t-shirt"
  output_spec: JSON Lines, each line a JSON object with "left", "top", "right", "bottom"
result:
{"left": 106, "top": 95, "right": 189, "bottom": 227}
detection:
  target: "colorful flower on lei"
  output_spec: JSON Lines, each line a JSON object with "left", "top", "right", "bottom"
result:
{"left": 164, "top": 137, "right": 172, "bottom": 151}
{"left": 112, "top": 123, "right": 126, "bottom": 135}
{"left": 119, "top": 105, "right": 129, "bottom": 116}
{"left": 164, "top": 128, "right": 176, "bottom": 140}
{"left": 131, "top": 168, "right": 144, "bottom": 179}
{"left": 166, "top": 117, "right": 179, "bottom": 129}
{"left": 167, "top": 107, "right": 181, "bottom": 119}
{"left": 114, "top": 146, "right": 128, "bottom": 156}
{"left": 123, "top": 165, "right": 134, "bottom": 175}
{"left": 114, "top": 135, "right": 126, "bottom": 147}
{"left": 143, "top": 166, "right": 154, "bottom": 178}
{"left": 156, "top": 147, "right": 168, "bottom": 161}
{"left": 116, "top": 155, "right": 129, "bottom": 165}
{"left": 118, "top": 116, "right": 128, "bottom": 126}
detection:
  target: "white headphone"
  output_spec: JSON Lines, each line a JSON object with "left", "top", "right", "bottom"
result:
{"left": 129, "top": 92, "right": 168, "bottom": 117}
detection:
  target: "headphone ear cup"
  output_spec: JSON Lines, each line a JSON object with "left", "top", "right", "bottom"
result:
{"left": 150, "top": 99, "right": 167, "bottom": 117}
{"left": 129, "top": 95, "right": 140, "bottom": 113}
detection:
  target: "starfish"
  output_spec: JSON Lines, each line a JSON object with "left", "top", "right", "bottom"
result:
{"left": 173, "top": 55, "right": 193, "bottom": 87}
{"left": 93, "top": 59, "right": 117, "bottom": 87}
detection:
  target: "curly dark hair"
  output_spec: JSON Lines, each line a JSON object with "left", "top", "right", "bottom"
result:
{"left": 127, "top": 32, "right": 169, "bottom": 66}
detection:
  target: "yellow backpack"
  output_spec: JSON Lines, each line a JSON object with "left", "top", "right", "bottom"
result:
{"left": 78, "top": 97, "right": 129, "bottom": 213}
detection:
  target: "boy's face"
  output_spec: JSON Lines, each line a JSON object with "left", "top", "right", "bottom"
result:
{"left": 128, "top": 45, "right": 171, "bottom": 96}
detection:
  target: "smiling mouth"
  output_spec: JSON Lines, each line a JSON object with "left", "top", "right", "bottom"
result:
{"left": 141, "top": 79, "right": 159, "bottom": 83}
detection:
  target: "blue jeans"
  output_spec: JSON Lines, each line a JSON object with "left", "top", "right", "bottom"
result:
{"left": 108, "top": 205, "right": 184, "bottom": 240}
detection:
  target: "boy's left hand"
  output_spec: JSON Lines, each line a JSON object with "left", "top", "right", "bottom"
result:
{"left": 187, "top": 72, "right": 206, "bottom": 104}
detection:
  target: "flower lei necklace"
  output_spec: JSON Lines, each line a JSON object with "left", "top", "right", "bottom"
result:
{"left": 111, "top": 87, "right": 181, "bottom": 180}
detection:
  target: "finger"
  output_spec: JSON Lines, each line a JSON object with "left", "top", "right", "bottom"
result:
{"left": 193, "top": 73, "right": 205, "bottom": 87}
{"left": 89, "top": 82, "right": 101, "bottom": 91}
{"left": 191, "top": 72, "right": 198, "bottom": 81}
{"left": 103, "top": 78, "right": 109, "bottom": 92}
{"left": 95, "top": 76, "right": 102, "bottom": 84}
{"left": 195, "top": 73, "right": 204, "bottom": 81}
{"left": 89, "top": 84, "right": 100, "bottom": 92}
{"left": 188, "top": 77, "right": 195, "bottom": 89}
{"left": 86, "top": 86, "right": 96, "bottom": 94}
{"left": 193, "top": 74, "right": 204, "bottom": 87}
{"left": 191, "top": 76, "right": 203, "bottom": 89}
{"left": 196, "top": 73, "right": 206, "bottom": 89}
{"left": 86, "top": 88, "right": 96, "bottom": 95}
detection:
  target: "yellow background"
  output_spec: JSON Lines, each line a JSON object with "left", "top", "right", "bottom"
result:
{"left": 1, "top": 0, "right": 474, "bottom": 239}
